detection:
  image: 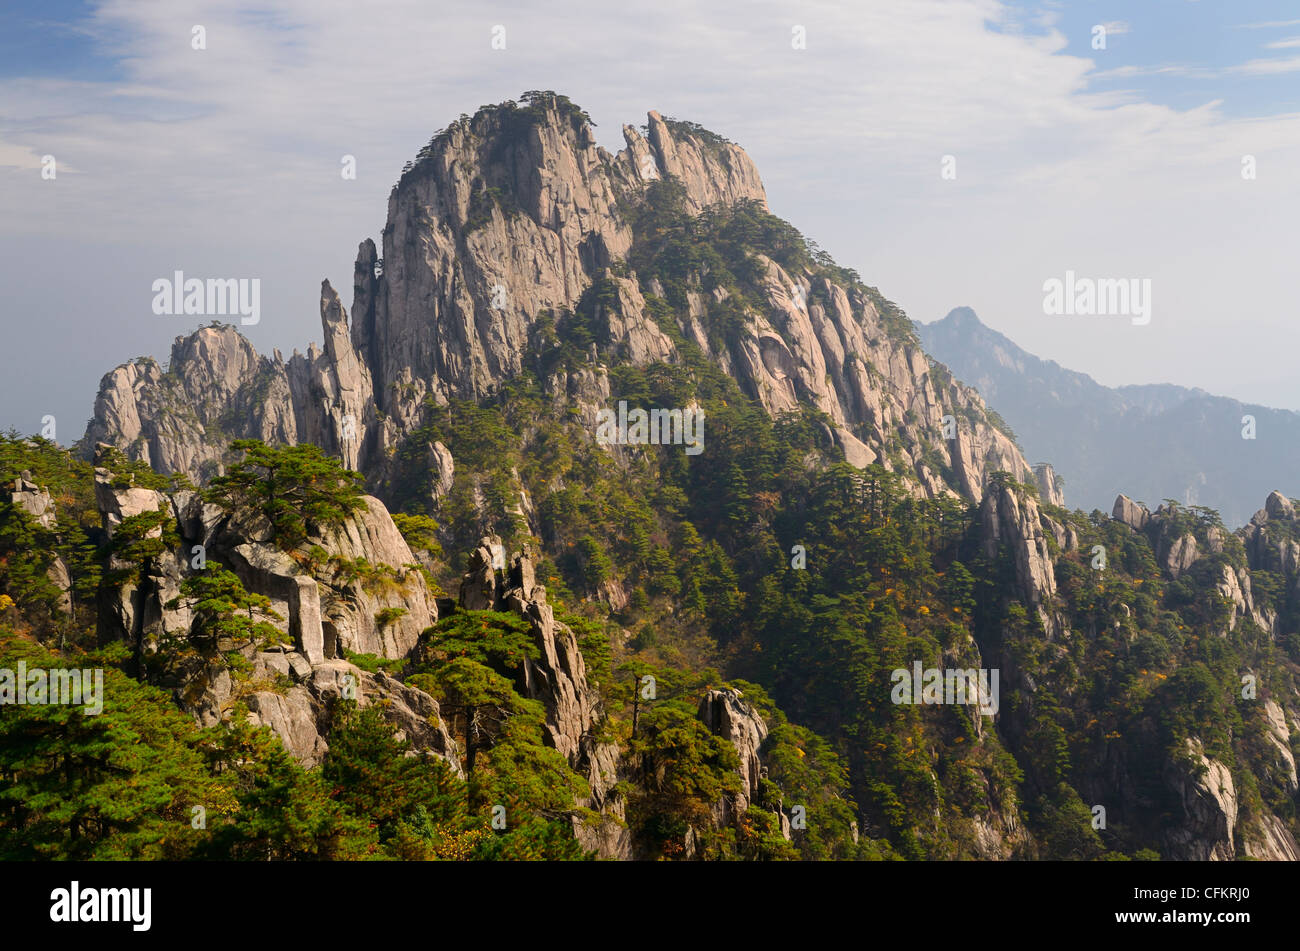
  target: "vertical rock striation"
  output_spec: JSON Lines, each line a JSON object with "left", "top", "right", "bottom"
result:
{"left": 81, "top": 93, "right": 1043, "bottom": 511}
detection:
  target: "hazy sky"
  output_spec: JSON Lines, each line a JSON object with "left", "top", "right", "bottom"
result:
{"left": 3, "top": 0, "right": 1300, "bottom": 443}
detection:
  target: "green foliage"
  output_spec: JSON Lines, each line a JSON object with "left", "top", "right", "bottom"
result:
{"left": 628, "top": 702, "right": 741, "bottom": 856}
{"left": 659, "top": 117, "right": 732, "bottom": 149}
{"left": 94, "top": 444, "right": 189, "bottom": 492}
{"left": 0, "top": 503, "right": 64, "bottom": 617}
{"left": 0, "top": 632, "right": 231, "bottom": 859}
{"left": 418, "top": 610, "right": 539, "bottom": 671}
{"left": 472, "top": 813, "right": 590, "bottom": 860}
{"left": 198, "top": 714, "right": 367, "bottom": 860}
{"left": 168, "top": 565, "right": 287, "bottom": 650}
{"left": 205, "top": 440, "right": 365, "bottom": 549}
{"left": 465, "top": 185, "right": 521, "bottom": 234}
{"left": 391, "top": 513, "right": 444, "bottom": 559}
{"left": 514, "top": 90, "right": 594, "bottom": 131}
{"left": 104, "top": 506, "right": 181, "bottom": 586}
{"left": 342, "top": 651, "right": 407, "bottom": 676}
{"left": 0, "top": 434, "right": 107, "bottom": 629}
{"left": 562, "top": 611, "right": 614, "bottom": 694}
{"left": 734, "top": 680, "right": 863, "bottom": 859}
{"left": 574, "top": 535, "right": 614, "bottom": 590}
{"left": 375, "top": 606, "right": 408, "bottom": 628}
{"left": 1034, "top": 784, "right": 1105, "bottom": 860}
{"left": 321, "top": 702, "right": 468, "bottom": 850}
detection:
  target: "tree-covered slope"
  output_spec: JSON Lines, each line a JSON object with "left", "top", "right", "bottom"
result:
{"left": 2, "top": 94, "right": 1298, "bottom": 862}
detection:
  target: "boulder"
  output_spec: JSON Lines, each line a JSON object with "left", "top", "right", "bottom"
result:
{"left": 288, "top": 576, "right": 325, "bottom": 665}
{"left": 428, "top": 440, "right": 455, "bottom": 501}
{"left": 459, "top": 538, "right": 500, "bottom": 611}
{"left": 245, "top": 690, "right": 330, "bottom": 765}
{"left": 1033, "top": 463, "right": 1064, "bottom": 509}
{"left": 243, "top": 659, "right": 462, "bottom": 773}
{"left": 1112, "top": 494, "right": 1150, "bottom": 532}
{"left": 93, "top": 463, "right": 168, "bottom": 537}
{"left": 1265, "top": 490, "right": 1295, "bottom": 521}
{"left": 11, "top": 471, "right": 57, "bottom": 530}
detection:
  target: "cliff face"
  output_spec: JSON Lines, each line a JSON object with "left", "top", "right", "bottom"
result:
{"left": 980, "top": 478, "right": 1067, "bottom": 640}
{"left": 92, "top": 444, "right": 457, "bottom": 768}
{"left": 976, "top": 482, "right": 1300, "bottom": 861}
{"left": 353, "top": 105, "right": 764, "bottom": 421}
{"left": 81, "top": 281, "right": 372, "bottom": 480}
{"left": 455, "top": 536, "right": 630, "bottom": 857}
{"left": 89, "top": 450, "right": 631, "bottom": 809}
{"left": 80, "top": 93, "right": 1046, "bottom": 509}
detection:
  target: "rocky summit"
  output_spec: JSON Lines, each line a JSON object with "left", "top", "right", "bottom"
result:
{"left": 82, "top": 93, "right": 1050, "bottom": 510}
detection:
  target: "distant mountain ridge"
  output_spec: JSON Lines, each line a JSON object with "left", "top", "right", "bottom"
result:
{"left": 916, "top": 306, "right": 1300, "bottom": 528}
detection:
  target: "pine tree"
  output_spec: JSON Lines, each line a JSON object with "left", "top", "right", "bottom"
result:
{"left": 0, "top": 635, "right": 231, "bottom": 859}
{"left": 320, "top": 701, "right": 467, "bottom": 849}
{"left": 205, "top": 440, "right": 365, "bottom": 549}
{"left": 198, "top": 715, "right": 370, "bottom": 860}
{"left": 168, "top": 565, "right": 287, "bottom": 650}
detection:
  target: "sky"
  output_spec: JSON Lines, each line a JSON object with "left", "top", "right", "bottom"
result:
{"left": 2, "top": 0, "right": 1300, "bottom": 443}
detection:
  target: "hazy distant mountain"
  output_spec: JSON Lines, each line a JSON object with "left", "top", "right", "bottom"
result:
{"left": 916, "top": 306, "right": 1300, "bottom": 528}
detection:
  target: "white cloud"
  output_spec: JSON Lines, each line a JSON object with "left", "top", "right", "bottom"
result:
{"left": 1229, "top": 55, "right": 1300, "bottom": 75}
{"left": 1236, "top": 19, "right": 1300, "bottom": 30}
{"left": 1089, "top": 63, "right": 1211, "bottom": 80}
{"left": 0, "top": 141, "right": 47, "bottom": 169}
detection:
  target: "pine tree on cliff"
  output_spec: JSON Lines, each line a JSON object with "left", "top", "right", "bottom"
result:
{"left": 205, "top": 440, "right": 365, "bottom": 548}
